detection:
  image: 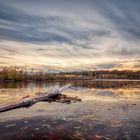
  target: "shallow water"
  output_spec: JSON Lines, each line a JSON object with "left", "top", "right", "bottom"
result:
{"left": 0, "top": 80, "right": 140, "bottom": 140}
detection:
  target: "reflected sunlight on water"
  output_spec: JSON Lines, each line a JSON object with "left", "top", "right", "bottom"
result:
{"left": 0, "top": 80, "right": 140, "bottom": 139}
{"left": 0, "top": 80, "right": 140, "bottom": 105}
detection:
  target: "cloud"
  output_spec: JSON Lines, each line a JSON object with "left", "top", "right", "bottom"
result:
{"left": 0, "top": 0, "right": 140, "bottom": 70}
{"left": 0, "top": 1, "right": 112, "bottom": 45}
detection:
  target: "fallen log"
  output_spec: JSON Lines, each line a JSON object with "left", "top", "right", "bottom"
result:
{"left": 0, "top": 84, "right": 73, "bottom": 113}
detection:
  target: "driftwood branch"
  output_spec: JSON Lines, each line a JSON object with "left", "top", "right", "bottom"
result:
{"left": 0, "top": 84, "right": 80, "bottom": 113}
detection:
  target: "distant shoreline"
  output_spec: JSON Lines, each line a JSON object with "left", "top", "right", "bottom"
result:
{"left": 92, "top": 79, "right": 140, "bottom": 81}
{"left": 1, "top": 79, "right": 140, "bottom": 82}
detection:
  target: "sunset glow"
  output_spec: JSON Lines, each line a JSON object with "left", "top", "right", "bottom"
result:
{"left": 0, "top": 0, "right": 140, "bottom": 71}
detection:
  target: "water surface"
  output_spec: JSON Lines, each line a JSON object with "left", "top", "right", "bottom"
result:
{"left": 0, "top": 80, "right": 140, "bottom": 140}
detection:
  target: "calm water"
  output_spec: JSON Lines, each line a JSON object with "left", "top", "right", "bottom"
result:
{"left": 0, "top": 80, "right": 140, "bottom": 140}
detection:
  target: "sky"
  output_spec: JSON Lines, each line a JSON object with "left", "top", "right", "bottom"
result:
{"left": 0, "top": 0, "right": 140, "bottom": 71}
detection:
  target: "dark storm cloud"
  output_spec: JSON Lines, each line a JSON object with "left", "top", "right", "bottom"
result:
{"left": 0, "top": 4, "right": 75, "bottom": 44}
{"left": 0, "top": 1, "right": 111, "bottom": 45}
{"left": 93, "top": 0, "right": 140, "bottom": 40}
{"left": 0, "top": 3, "right": 72, "bottom": 44}
{"left": 0, "top": 0, "right": 139, "bottom": 44}
{"left": 107, "top": 43, "right": 140, "bottom": 58}
{"left": 0, "top": 0, "right": 140, "bottom": 42}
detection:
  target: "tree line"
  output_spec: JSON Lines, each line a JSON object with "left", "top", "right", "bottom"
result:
{"left": 0, "top": 67, "right": 140, "bottom": 81}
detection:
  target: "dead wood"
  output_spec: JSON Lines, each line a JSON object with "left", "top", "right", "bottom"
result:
{"left": 0, "top": 84, "right": 81, "bottom": 113}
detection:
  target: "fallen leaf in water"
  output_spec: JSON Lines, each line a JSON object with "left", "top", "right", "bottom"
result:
{"left": 109, "top": 120, "right": 122, "bottom": 127}
{"left": 35, "top": 128, "right": 39, "bottom": 131}
{"left": 82, "top": 114, "right": 95, "bottom": 122}
{"left": 88, "top": 134, "right": 110, "bottom": 140}
{"left": 68, "top": 130, "right": 85, "bottom": 140}
{"left": 74, "top": 126, "right": 81, "bottom": 129}
{"left": 24, "top": 121, "right": 28, "bottom": 124}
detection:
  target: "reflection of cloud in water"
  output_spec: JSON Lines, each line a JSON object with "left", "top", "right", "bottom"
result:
{"left": 91, "top": 88, "right": 140, "bottom": 100}
{"left": 65, "top": 87, "right": 140, "bottom": 102}
{"left": 95, "top": 90, "right": 116, "bottom": 97}
{"left": 0, "top": 81, "right": 140, "bottom": 105}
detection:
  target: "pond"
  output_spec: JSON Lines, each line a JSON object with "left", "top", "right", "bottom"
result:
{"left": 0, "top": 80, "right": 140, "bottom": 140}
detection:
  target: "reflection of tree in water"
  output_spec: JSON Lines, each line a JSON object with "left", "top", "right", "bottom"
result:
{"left": 0, "top": 82, "right": 17, "bottom": 88}
{"left": 68, "top": 80, "right": 140, "bottom": 89}
{"left": 0, "top": 80, "right": 140, "bottom": 89}
{"left": 93, "top": 80, "right": 140, "bottom": 89}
